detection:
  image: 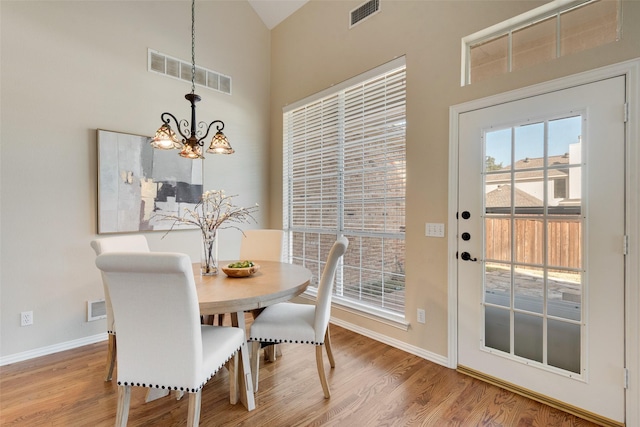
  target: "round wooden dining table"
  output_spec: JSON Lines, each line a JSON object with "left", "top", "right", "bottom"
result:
{"left": 193, "top": 260, "right": 312, "bottom": 315}
{"left": 192, "top": 260, "right": 312, "bottom": 412}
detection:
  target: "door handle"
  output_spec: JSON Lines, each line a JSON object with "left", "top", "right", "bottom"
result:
{"left": 460, "top": 251, "right": 478, "bottom": 262}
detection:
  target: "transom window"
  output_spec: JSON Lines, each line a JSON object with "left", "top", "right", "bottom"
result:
{"left": 283, "top": 57, "right": 406, "bottom": 320}
{"left": 462, "top": 0, "right": 620, "bottom": 85}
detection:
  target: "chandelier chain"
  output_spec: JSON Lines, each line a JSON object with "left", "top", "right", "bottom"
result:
{"left": 191, "top": 0, "right": 196, "bottom": 94}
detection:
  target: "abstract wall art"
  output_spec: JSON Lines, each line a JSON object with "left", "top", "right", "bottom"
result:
{"left": 97, "top": 129, "right": 202, "bottom": 234}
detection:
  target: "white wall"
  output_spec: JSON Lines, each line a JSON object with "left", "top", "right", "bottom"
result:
{"left": 0, "top": 1, "right": 271, "bottom": 359}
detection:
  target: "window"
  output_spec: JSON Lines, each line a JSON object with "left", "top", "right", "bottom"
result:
{"left": 283, "top": 58, "right": 406, "bottom": 320}
{"left": 554, "top": 178, "right": 567, "bottom": 199}
{"left": 462, "top": 0, "right": 620, "bottom": 85}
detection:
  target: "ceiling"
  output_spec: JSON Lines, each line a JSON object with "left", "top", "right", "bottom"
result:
{"left": 248, "top": 0, "right": 309, "bottom": 29}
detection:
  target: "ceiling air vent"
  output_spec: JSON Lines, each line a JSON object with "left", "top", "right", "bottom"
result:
{"left": 350, "top": 0, "right": 380, "bottom": 28}
{"left": 148, "top": 49, "right": 232, "bottom": 95}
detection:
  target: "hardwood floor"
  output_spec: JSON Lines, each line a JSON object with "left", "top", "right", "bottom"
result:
{"left": 0, "top": 324, "right": 599, "bottom": 426}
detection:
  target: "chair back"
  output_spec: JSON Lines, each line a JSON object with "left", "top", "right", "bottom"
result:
{"left": 91, "top": 235, "right": 150, "bottom": 333}
{"left": 314, "top": 236, "right": 349, "bottom": 342}
{"left": 90, "top": 235, "right": 150, "bottom": 255}
{"left": 95, "top": 252, "right": 204, "bottom": 390}
{"left": 239, "top": 229, "right": 284, "bottom": 262}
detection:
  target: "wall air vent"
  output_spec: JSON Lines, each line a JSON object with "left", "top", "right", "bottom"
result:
{"left": 350, "top": 0, "right": 380, "bottom": 28}
{"left": 87, "top": 299, "right": 107, "bottom": 322}
{"left": 148, "top": 49, "right": 232, "bottom": 95}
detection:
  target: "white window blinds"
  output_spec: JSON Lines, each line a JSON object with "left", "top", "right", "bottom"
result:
{"left": 283, "top": 58, "right": 406, "bottom": 316}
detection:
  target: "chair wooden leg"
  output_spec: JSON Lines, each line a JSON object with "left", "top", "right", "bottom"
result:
{"left": 251, "top": 341, "right": 261, "bottom": 392}
{"left": 315, "top": 346, "right": 331, "bottom": 399}
{"left": 265, "top": 344, "right": 277, "bottom": 362}
{"left": 217, "top": 313, "right": 226, "bottom": 326}
{"left": 232, "top": 312, "right": 256, "bottom": 411}
{"left": 187, "top": 391, "right": 202, "bottom": 427}
{"left": 239, "top": 341, "right": 256, "bottom": 411}
{"left": 229, "top": 352, "right": 239, "bottom": 404}
{"left": 105, "top": 334, "right": 116, "bottom": 381}
{"left": 324, "top": 326, "right": 335, "bottom": 368}
{"left": 115, "top": 385, "right": 131, "bottom": 427}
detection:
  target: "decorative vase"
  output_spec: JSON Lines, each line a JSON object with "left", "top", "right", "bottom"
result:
{"left": 201, "top": 230, "right": 218, "bottom": 275}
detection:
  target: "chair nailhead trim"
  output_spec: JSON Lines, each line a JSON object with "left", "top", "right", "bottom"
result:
{"left": 115, "top": 345, "right": 242, "bottom": 392}
{"left": 249, "top": 337, "right": 323, "bottom": 346}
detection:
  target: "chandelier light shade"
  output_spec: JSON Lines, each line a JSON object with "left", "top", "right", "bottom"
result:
{"left": 151, "top": 123, "right": 181, "bottom": 150}
{"left": 151, "top": 0, "right": 233, "bottom": 159}
{"left": 207, "top": 131, "right": 234, "bottom": 154}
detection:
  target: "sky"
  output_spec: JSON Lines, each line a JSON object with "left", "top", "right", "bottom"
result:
{"left": 485, "top": 115, "right": 582, "bottom": 168}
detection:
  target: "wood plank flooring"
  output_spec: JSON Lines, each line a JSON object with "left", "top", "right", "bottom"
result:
{"left": 0, "top": 324, "right": 599, "bottom": 426}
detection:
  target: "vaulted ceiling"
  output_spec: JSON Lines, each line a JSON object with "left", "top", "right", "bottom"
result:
{"left": 248, "top": 0, "right": 309, "bottom": 29}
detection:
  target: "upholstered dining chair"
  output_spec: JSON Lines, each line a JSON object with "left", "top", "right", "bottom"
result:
{"left": 90, "top": 235, "right": 150, "bottom": 381}
{"left": 95, "top": 252, "right": 247, "bottom": 427}
{"left": 248, "top": 236, "right": 348, "bottom": 398}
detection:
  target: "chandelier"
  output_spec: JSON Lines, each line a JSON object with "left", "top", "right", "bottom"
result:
{"left": 150, "top": 0, "right": 234, "bottom": 159}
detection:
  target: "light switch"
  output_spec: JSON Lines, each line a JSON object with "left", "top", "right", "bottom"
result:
{"left": 425, "top": 223, "right": 445, "bottom": 237}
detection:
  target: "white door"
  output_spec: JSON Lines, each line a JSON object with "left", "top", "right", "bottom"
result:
{"left": 457, "top": 76, "right": 626, "bottom": 423}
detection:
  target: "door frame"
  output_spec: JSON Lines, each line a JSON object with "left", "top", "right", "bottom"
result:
{"left": 448, "top": 58, "right": 640, "bottom": 425}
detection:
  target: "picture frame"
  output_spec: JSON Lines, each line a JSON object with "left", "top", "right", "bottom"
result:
{"left": 97, "top": 129, "right": 202, "bottom": 234}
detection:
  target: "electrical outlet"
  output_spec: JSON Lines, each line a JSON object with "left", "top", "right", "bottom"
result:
{"left": 417, "top": 308, "right": 426, "bottom": 324}
{"left": 21, "top": 311, "right": 33, "bottom": 326}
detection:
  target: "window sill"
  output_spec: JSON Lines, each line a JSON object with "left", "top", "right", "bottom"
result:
{"left": 299, "top": 290, "right": 409, "bottom": 331}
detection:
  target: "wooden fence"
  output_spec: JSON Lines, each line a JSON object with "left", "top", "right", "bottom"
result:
{"left": 485, "top": 218, "right": 582, "bottom": 269}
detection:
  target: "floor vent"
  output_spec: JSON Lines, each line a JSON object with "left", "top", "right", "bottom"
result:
{"left": 87, "top": 299, "right": 107, "bottom": 322}
{"left": 148, "top": 49, "right": 232, "bottom": 95}
{"left": 350, "top": 0, "right": 380, "bottom": 28}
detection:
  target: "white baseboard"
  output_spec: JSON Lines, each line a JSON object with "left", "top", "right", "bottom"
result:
{"left": 330, "top": 317, "right": 450, "bottom": 368}
{"left": 1, "top": 321, "right": 452, "bottom": 370}
{"left": 0, "top": 333, "right": 108, "bottom": 367}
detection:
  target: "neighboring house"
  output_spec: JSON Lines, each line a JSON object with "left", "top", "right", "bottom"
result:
{"left": 485, "top": 139, "right": 582, "bottom": 213}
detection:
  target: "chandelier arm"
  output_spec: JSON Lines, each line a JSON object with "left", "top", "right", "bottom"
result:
{"left": 196, "top": 120, "right": 225, "bottom": 145}
{"left": 160, "top": 112, "right": 189, "bottom": 142}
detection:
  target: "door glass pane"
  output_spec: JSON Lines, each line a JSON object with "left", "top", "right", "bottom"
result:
{"left": 515, "top": 219, "right": 543, "bottom": 265}
{"left": 485, "top": 128, "right": 511, "bottom": 172}
{"left": 547, "top": 220, "right": 582, "bottom": 268}
{"left": 514, "top": 312, "right": 543, "bottom": 362}
{"left": 514, "top": 172, "right": 544, "bottom": 214}
{"left": 485, "top": 218, "right": 511, "bottom": 261}
{"left": 485, "top": 128, "right": 512, "bottom": 215}
{"left": 548, "top": 268, "right": 581, "bottom": 321}
{"left": 485, "top": 305, "right": 510, "bottom": 353}
{"left": 514, "top": 265, "right": 543, "bottom": 314}
{"left": 485, "top": 262, "right": 510, "bottom": 307}
{"left": 548, "top": 116, "right": 581, "bottom": 160}
{"left": 548, "top": 319, "right": 581, "bottom": 373}
{"left": 514, "top": 122, "right": 544, "bottom": 169}
{"left": 485, "top": 185, "right": 511, "bottom": 215}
